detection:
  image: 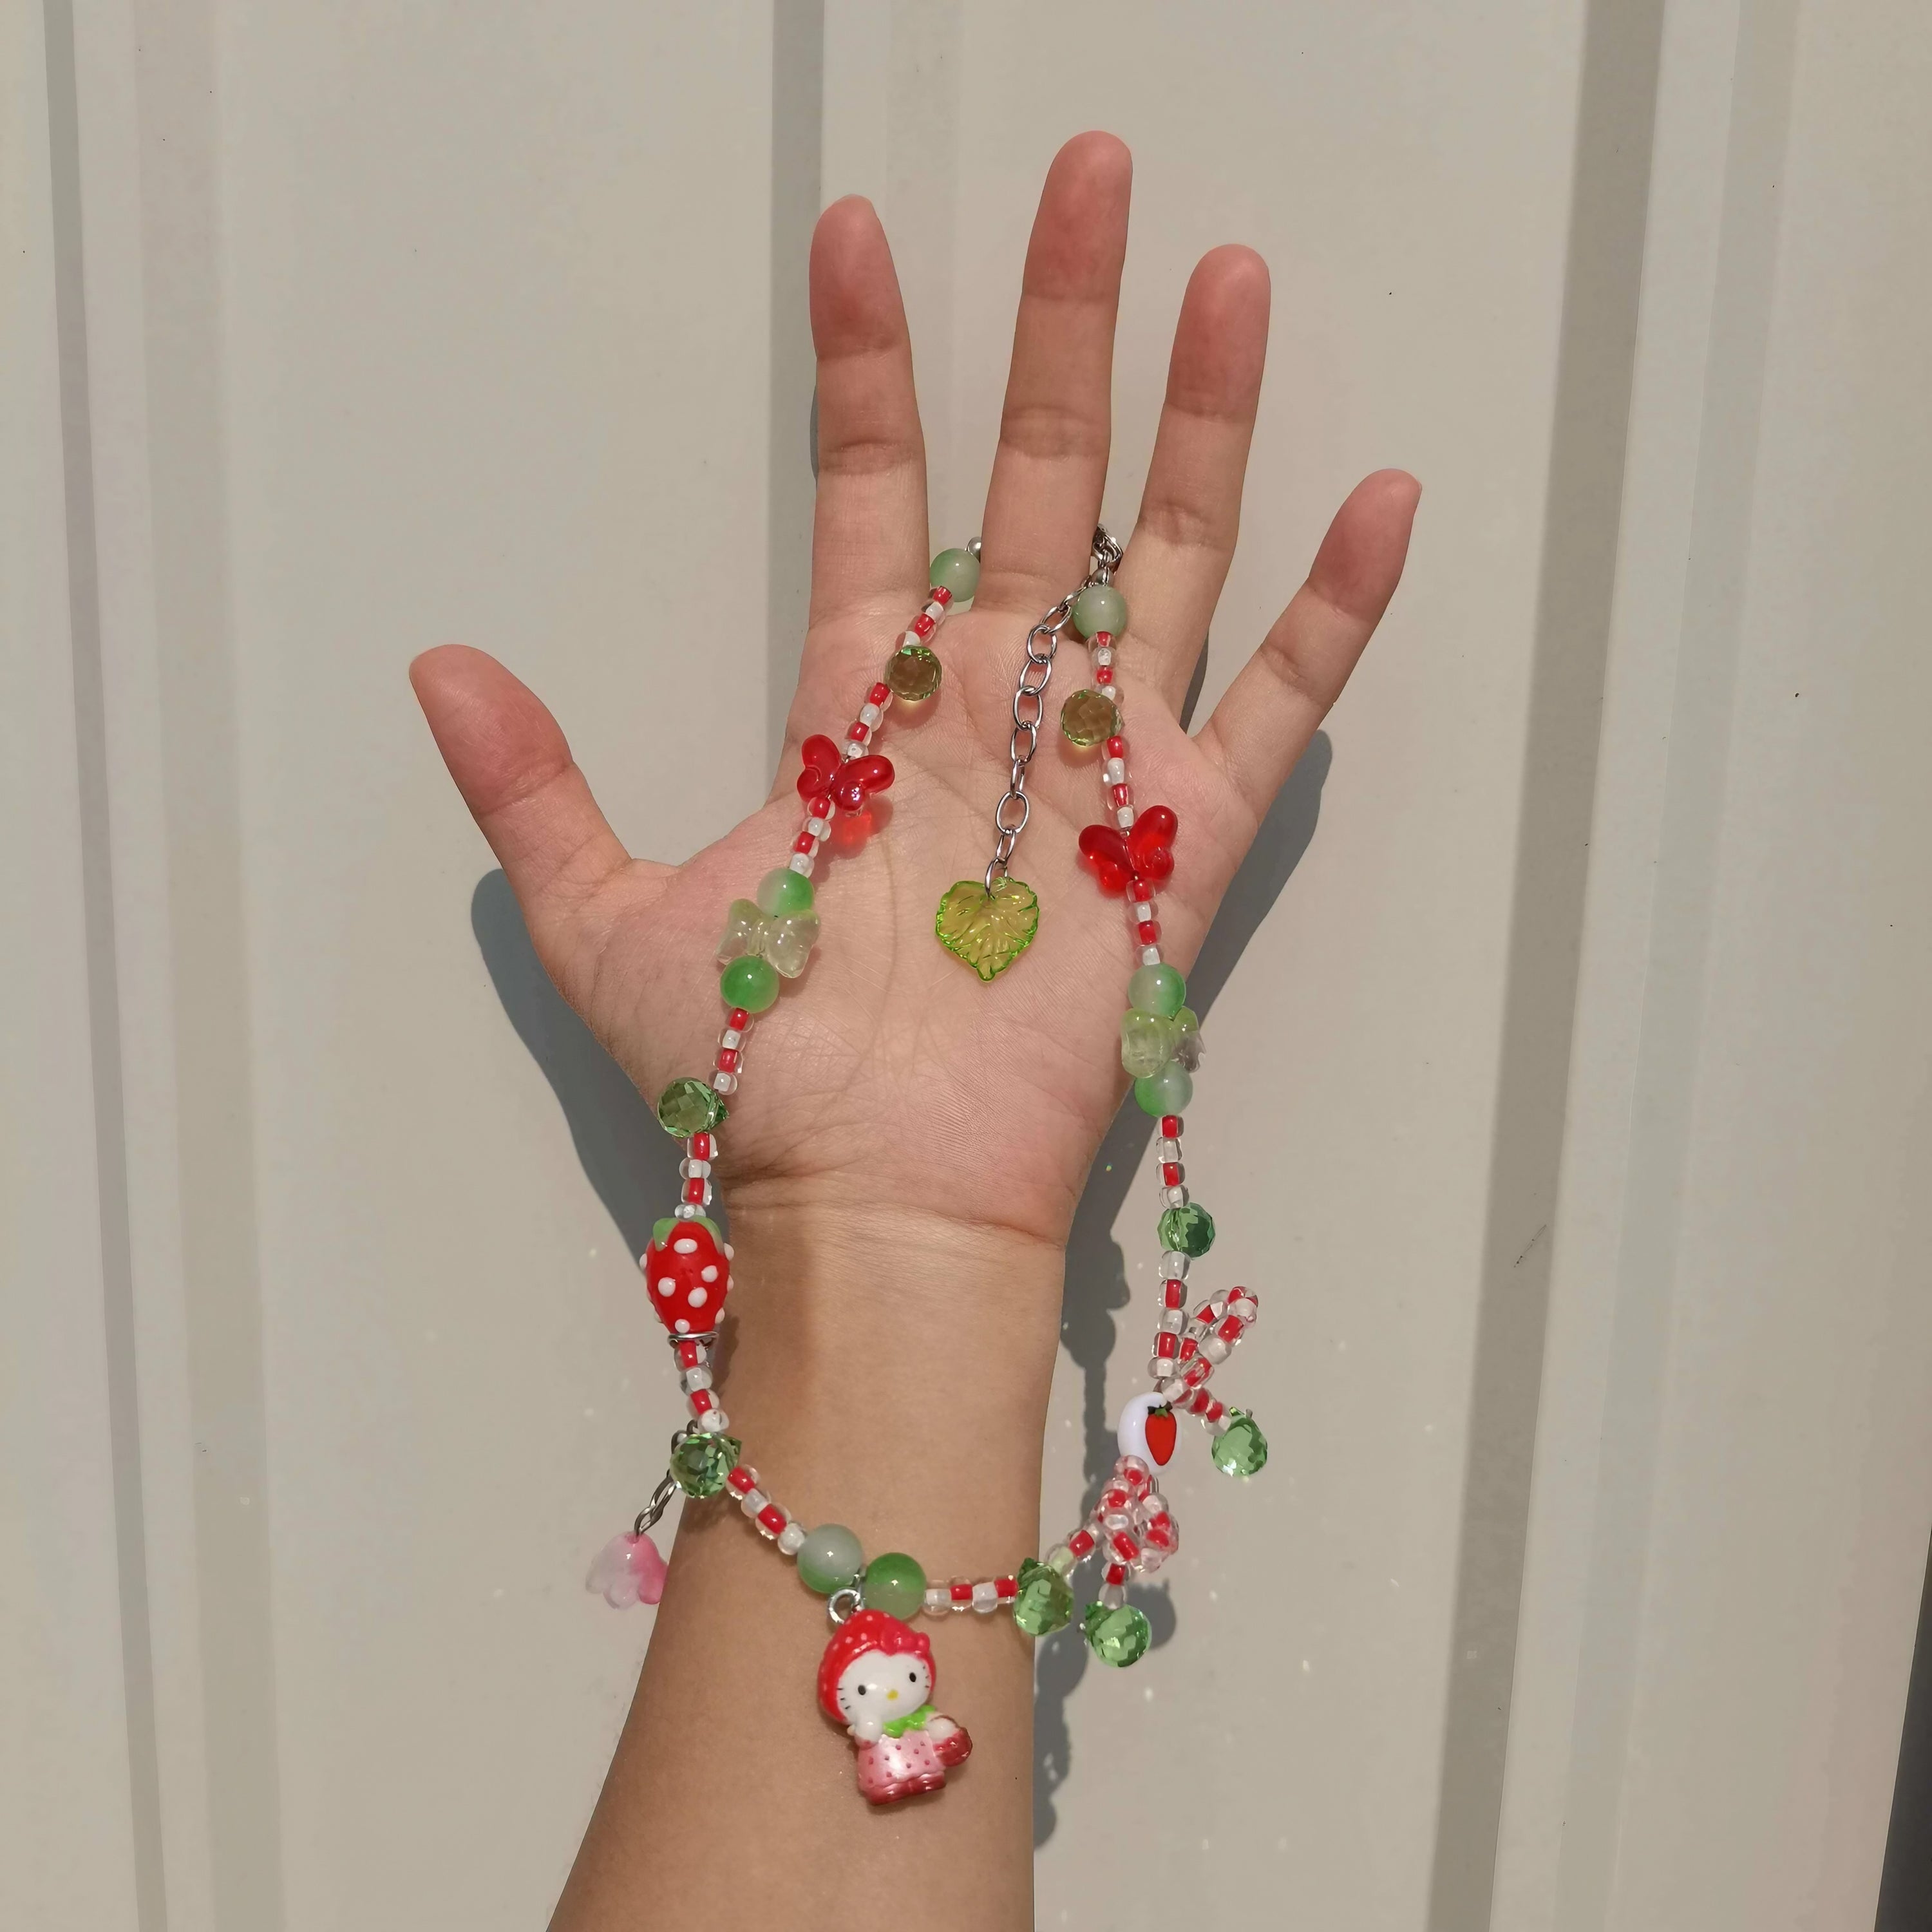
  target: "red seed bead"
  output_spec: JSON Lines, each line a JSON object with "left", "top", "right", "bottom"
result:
{"left": 757, "top": 1504, "right": 787, "bottom": 1537}
{"left": 995, "top": 1575, "right": 1019, "bottom": 1601}
{"left": 1160, "top": 1115, "right": 1183, "bottom": 1136}
{"left": 1110, "top": 783, "right": 1132, "bottom": 808}
{"left": 910, "top": 612, "right": 936, "bottom": 640}
{"left": 690, "top": 1387, "right": 715, "bottom": 1415}
{"left": 681, "top": 1178, "right": 707, "bottom": 1205}
{"left": 675, "top": 1339, "right": 706, "bottom": 1368}
{"left": 1137, "top": 920, "right": 1160, "bottom": 945}
{"left": 806, "top": 792, "right": 833, "bottom": 819}
{"left": 715, "top": 1048, "right": 740, "bottom": 1074}
{"left": 1104, "top": 735, "right": 1128, "bottom": 759}
{"left": 1110, "top": 1531, "right": 1139, "bottom": 1563}
{"left": 1155, "top": 1332, "right": 1180, "bottom": 1358}
{"left": 1091, "top": 630, "right": 1113, "bottom": 649}
{"left": 1164, "top": 1279, "right": 1186, "bottom": 1309}
{"left": 846, "top": 721, "right": 870, "bottom": 744}
{"left": 725, "top": 1465, "right": 757, "bottom": 1495}
{"left": 690, "top": 1132, "right": 714, "bottom": 1160}
{"left": 1095, "top": 665, "right": 1114, "bottom": 685}
{"left": 927, "top": 584, "right": 952, "bottom": 607}
{"left": 793, "top": 831, "right": 816, "bottom": 855}
{"left": 949, "top": 1580, "right": 973, "bottom": 1604}
{"left": 1160, "top": 1162, "right": 1181, "bottom": 1187}
{"left": 1067, "top": 1528, "right": 1097, "bottom": 1560}
{"left": 868, "top": 682, "right": 891, "bottom": 706}
{"left": 728, "top": 1009, "right": 752, "bottom": 1031}
{"left": 1104, "top": 1562, "right": 1128, "bottom": 1587}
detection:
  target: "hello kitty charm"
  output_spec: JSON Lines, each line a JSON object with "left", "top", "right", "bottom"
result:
{"left": 818, "top": 1609, "right": 972, "bottom": 1804}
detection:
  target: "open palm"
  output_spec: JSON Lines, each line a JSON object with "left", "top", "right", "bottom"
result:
{"left": 412, "top": 133, "right": 1417, "bottom": 1260}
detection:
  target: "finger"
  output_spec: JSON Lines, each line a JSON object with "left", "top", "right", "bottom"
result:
{"left": 978, "top": 131, "right": 1132, "bottom": 611}
{"left": 410, "top": 646, "right": 641, "bottom": 971}
{"left": 1114, "top": 245, "right": 1271, "bottom": 714}
{"left": 807, "top": 198, "right": 928, "bottom": 627}
{"left": 1195, "top": 470, "right": 1421, "bottom": 821}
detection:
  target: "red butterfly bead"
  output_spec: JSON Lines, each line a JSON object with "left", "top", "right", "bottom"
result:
{"left": 796, "top": 734, "right": 895, "bottom": 813}
{"left": 1078, "top": 805, "right": 1178, "bottom": 896}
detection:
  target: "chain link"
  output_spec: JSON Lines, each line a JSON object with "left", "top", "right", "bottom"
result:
{"left": 983, "top": 526, "right": 1123, "bottom": 891}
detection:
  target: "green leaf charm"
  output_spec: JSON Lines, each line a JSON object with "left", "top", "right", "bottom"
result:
{"left": 934, "top": 877, "right": 1039, "bottom": 981}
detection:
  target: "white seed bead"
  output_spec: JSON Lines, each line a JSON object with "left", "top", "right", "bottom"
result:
{"left": 898, "top": 629, "right": 922, "bottom": 651}
{"left": 1155, "top": 1137, "right": 1180, "bottom": 1162}
{"left": 679, "top": 1159, "right": 712, "bottom": 1179}
{"left": 1149, "top": 1353, "right": 1170, "bottom": 1378}
{"left": 1103, "top": 757, "right": 1126, "bottom": 784}
{"left": 673, "top": 1204, "right": 703, "bottom": 1221}
{"left": 1094, "top": 645, "right": 1115, "bottom": 667}
{"left": 720, "top": 1027, "right": 743, "bottom": 1049}
{"left": 1209, "top": 1411, "right": 1234, "bottom": 1435}
{"left": 1140, "top": 945, "right": 1163, "bottom": 966}
{"left": 1131, "top": 900, "right": 1153, "bottom": 922}
{"left": 805, "top": 816, "right": 829, "bottom": 838}
{"left": 923, "top": 1587, "right": 950, "bottom": 1618}
{"left": 1163, "top": 1185, "right": 1188, "bottom": 1209}
{"left": 1229, "top": 1295, "right": 1258, "bottom": 1323}
{"left": 1116, "top": 805, "right": 1135, "bottom": 829}
{"left": 681, "top": 1367, "right": 712, "bottom": 1392}
{"left": 1159, "top": 1308, "right": 1186, "bottom": 1334}
{"left": 1098, "top": 1581, "right": 1126, "bottom": 1609}
{"left": 788, "top": 851, "right": 815, "bottom": 876}
{"left": 971, "top": 1580, "right": 999, "bottom": 1614}
{"left": 1161, "top": 1251, "right": 1189, "bottom": 1277}
{"left": 777, "top": 1522, "right": 806, "bottom": 1557}
{"left": 923, "top": 600, "right": 947, "bottom": 624}
{"left": 858, "top": 702, "right": 883, "bottom": 728}
{"left": 698, "top": 1408, "right": 729, "bottom": 1433}
{"left": 1201, "top": 1335, "right": 1231, "bottom": 1363}
{"left": 711, "top": 1072, "right": 737, "bottom": 1095}
{"left": 842, "top": 739, "right": 864, "bottom": 760}
{"left": 739, "top": 1488, "right": 768, "bottom": 1517}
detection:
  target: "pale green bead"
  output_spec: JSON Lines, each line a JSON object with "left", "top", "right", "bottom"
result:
{"left": 761, "top": 913, "right": 820, "bottom": 979}
{"left": 1134, "top": 1061, "right": 1194, "bottom": 1117}
{"left": 657, "top": 1077, "right": 727, "bottom": 1137}
{"left": 1128, "top": 963, "right": 1186, "bottom": 1018}
{"left": 716, "top": 898, "right": 764, "bottom": 965}
{"left": 863, "top": 1551, "right": 927, "bottom": 1620}
{"left": 929, "top": 547, "right": 981, "bottom": 600}
{"left": 797, "top": 1523, "right": 864, "bottom": 1594}
{"left": 1072, "top": 582, "right": 1128, "bottom": 639}
{"left": 1211, "top": 1410, "right": 1269, "bottom": 1478}
{"left": 1012, "top": 1558, "right": 1074, "bottom": 1638}
{"left": 1120, "top": 1009, "right": 1179, "bottom": 1079}
{"left": 757, "top": 868, "right": 815, "bottom": 917}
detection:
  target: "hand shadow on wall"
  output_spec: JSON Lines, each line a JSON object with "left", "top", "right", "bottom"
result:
{"left": 1032, "top": 730, "right": 1332, "bottom": 1848}
{"left": 468, "top": 730, "right": 1332, "bottom": 1851}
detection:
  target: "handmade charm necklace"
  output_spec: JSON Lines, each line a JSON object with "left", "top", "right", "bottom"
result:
{"left": 588, "top": 534, "right": 1268, "bottom": 1806}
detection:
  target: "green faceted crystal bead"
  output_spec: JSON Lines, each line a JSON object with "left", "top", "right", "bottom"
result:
{"left": 1121, "top": 1008, "right": 1180, "bottom": 1079}
{"left": 720, "top": 953, "right": 780, "bottom": 1014}
{"left": 1158, "top": 1202, "right": 1216, "bottom": 1256}
{"left": 1072, "top": 582, "right": 1128, "bottom": 639}
{"left": 862, "top": 1551, "right": 927, "bottom": 1620}
{"left": 756, "top": 867, "right": 815, "bottom": 917}
{"left": 1011, "top": 1558, "right": 1074, "bottom": 1638}
{"left": 1211, "top": 1410, "right": 1269, "bottom": 1478}
{"left": 929, "top": 546, "right": 981, "bottom": 601}
{"left": 886, "top": 643, "right": 943, "bottom": 703}
{"left": 797, "top": 1523, "right": 865, "bottom": 1595}
{"left": 1134, "top": 1061, "right": 1194, "bottom": 1117}
{"left": 1128, "top": 962, "right": 1187, "bottom": 1018}
{"left": 1059, "top": 687, "right": 1121, "bottom": 748}
{"left": 671, "top": 1432, "right": 741, "bottom": 1498}
{"left": 656, "top": 1076, "right": 727, "bottom": 1137}
{"left": 1083, "top": 1600, "right": 1152, "bottom": 1667}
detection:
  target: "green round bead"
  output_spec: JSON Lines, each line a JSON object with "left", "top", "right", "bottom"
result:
{"left": 1121, "top": 1009, "right": 1179, "bottom": 1079}
{"left": 862, "top": 1551, "right": 927, "bottom": 1620}
{"left": 1083, "top": 1600, "right": 1152, "bottom": 1667}
{"left": 1158, "top": 1202, "right": 1216, "bottom": 1256}
{"left": 670, "top": 1432, "right": 741, "bottom": 1499}
{"left": 1128, "top": 962, "right": 1187, "bottom": 1018}
{"left": 1134, "top": 1061, "right": 1194, "bottom": 1117}
{"left": 756, "top": 867, "right": 815, "bottom": 917}
{"left": 1011, "top": 1558, "right": 1074, "bottom": 1638}
{"left": 1072, "top": 582, "right": 1128, "bottom": 639}
{"left": 720, "top": 953, "right": 780, "bottom": 1014}
{"left": 796, "top": 1523, "right": 865, "bottom": 1595}
{"left": 656, "top": 1076, "right": 727, "bottom": 1137}
{"left": 929, "top": 547, "right": 981, "bottom": 601}
{"left": 1059, "top": 687, "right": 1121, "bottom": 748}
{"left": 1211, "top": 1410, "right": 1269, "bottom": 1478}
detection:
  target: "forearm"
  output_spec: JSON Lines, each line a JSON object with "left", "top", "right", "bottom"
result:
{"left": 551, "top": 1202, "right": 1065, "bottom": 1932}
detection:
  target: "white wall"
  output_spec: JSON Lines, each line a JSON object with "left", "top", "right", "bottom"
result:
{"left": 7, "top": 1, "right": 1928, "bottom": 1927}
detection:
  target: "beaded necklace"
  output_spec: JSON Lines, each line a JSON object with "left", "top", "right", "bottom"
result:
{"left": 587, "top": 533, "right": 1267, "bottom": 1806}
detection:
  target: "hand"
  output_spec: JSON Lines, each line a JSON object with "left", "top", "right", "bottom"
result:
{"left": 427, "top": 132, "right": 1419, "bottom": 1932}
{"left": 413, "top": 133, "right": 1415, "bottom": 1361}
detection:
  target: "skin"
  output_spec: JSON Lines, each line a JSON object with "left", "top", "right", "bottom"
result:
{"left": 412, "top": 132, "right": 1417, "bottom": 1931}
